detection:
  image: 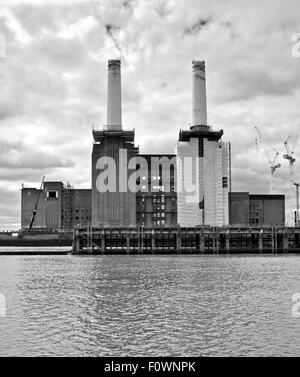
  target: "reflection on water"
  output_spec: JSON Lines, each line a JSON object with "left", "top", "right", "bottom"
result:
{"left": 0, "top": 255, "right": 299, "bottom": 356}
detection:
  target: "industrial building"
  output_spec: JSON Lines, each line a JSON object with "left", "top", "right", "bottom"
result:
{"left": 229, "top": 192, "right": 285, "bottom": 226}
{"left": 21, "top": 59, "right": 285, "bottom": 230}
{"left": 21, "top": 182, "right": 92, "bottom": 230}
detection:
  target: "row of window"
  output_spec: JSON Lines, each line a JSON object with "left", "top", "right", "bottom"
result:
{"left": 138, "top": 185, "right": 176, "bottom": 192}
{"left": 222, "top": 177, "right": 228, "bottom": 188}
{"left": 154, "top": 220, "right": 166, "bottom": 226}
{"left": 62, "top": 216, "right": 91, "bottom": 221}
{"left": 138, "top": 212, "right": 176, "bottom": 218}
{"left": 139, "top": 220, "right": 167, "bottom": 226}
{"left": 63, "top": 209, "right": 91, "bottom": 213}
{"left": 250, "top": 209, "right": 260, "bottom": 217}
{"left": 153, "top": 196, "right": 165, "bottom": 204}
{"left": 152, "top": 204, "right": 165, "bottom": 210}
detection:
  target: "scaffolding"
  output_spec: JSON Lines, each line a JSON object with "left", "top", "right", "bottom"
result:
{"left": 63, "top": 182, "right": 73, "bottom": 230}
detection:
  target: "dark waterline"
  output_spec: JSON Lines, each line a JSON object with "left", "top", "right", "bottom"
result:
{"left": 0, "top": 254, "right": 299, "bottom": 356}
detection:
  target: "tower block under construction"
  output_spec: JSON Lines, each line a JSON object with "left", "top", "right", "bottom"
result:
{"left": 176, "top": 61, "right": 230, "bottom": 227}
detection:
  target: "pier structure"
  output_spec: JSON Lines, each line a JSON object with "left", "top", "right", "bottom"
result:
{"left": 72, "top": 226, "right": 300, "bottom": 255}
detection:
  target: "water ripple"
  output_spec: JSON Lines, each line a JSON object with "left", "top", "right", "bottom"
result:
{"left": 0, "top": 255, "right": 299, "bottom": 356}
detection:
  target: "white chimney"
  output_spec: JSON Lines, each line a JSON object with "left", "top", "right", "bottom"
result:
{"left": 105, "top": 59, "right": 122, "bottom": 131}
{"left": 192, "top": 60, "right": 207, "bottom": 127}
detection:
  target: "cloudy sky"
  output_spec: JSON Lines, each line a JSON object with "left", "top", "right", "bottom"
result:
{"left": 0, "top": 0, "right": 300, "bottom": 228}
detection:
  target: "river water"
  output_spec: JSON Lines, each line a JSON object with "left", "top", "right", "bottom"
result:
{"left": 0, "top": 254, "right": 299, "bottom": 357}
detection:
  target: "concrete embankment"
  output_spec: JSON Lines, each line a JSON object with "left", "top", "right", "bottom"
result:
{"left": 0, "top": 247, "right": 70, "bottom": 255}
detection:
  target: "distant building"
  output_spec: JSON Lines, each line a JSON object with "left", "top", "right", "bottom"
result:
{"left": 21, "top": 182, "right": 91, "bottom": 230}
{"left": 229, "top": 192, "right": 285, "bottom": 226}
{"left": 20, "top": 60, "right": 285, "bottom": 230}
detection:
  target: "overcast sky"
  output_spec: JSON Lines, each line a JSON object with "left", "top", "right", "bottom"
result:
{"left": 0, "top": 0, "right": 300, "bottom": 228}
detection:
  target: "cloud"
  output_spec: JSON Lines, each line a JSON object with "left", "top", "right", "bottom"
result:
{"left": 0, "top": 0, "right": 300, "bottom": 228}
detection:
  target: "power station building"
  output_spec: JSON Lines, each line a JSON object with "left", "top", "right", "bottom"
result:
{"left": 21, "top": 60, "right": 285, "bottom": 230}
{"left": 176, "top": 62, "right": 230, "bottom": 227}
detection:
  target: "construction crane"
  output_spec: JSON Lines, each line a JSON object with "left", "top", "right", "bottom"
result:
{"left": 254, "top": 126, "right": 281, "bottom": 194}
{"left": 283, "top": 125, "right": 300, "bottom": 183}
{"left": 294, "top": 183, "right": 300, "bottom": 226}
{"left": 283, "top": 125, "right": 300, "bottom": 225}
{"left": 29, "top": 176, "right": 45, "bottom": 230}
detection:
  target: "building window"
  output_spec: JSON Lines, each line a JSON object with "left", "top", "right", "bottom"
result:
{"left": 198, "top": 138, "right": 204, "bottom": 157}
{"left": 47, "top": 190, "right": 58, "bottom": 199}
